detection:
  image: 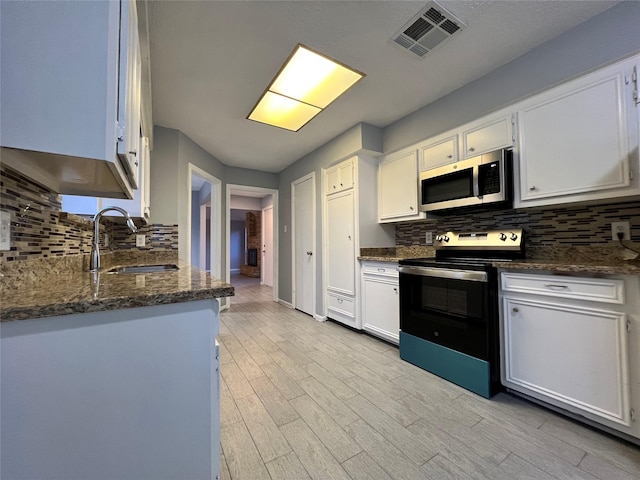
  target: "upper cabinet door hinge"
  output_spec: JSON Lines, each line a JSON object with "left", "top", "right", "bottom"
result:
{"left": 116, "top": 122, "right": 125, "bottom": 142}
{"left": 627, "top": 320, "right": 631, "bottom": 333}
{"left": 511, "top": 113, "right": 517, "bottom": 144}
{"left": 632, "top": 66, "right": 639, "bottom": 105}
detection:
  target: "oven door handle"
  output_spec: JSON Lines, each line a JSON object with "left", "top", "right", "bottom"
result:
{"left": 398, "top": 266, "right": 488, "bottom": 282}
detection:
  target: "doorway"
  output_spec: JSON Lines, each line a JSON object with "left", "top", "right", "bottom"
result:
{"left": 187, "top": 164, "right": 222, "bottom": 300}
{"left": 226, "top": 185, "right": 278, "bottom": 304}
{"left": 292, "top": 172, "right": 316, "bottom": 317}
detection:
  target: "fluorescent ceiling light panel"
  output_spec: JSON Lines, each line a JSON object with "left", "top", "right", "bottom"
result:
{"left": 249, "top": 91, "right": 321, "bottom": 132}
{"left": 248, "top": 44, "right": 364, "bottom": 131}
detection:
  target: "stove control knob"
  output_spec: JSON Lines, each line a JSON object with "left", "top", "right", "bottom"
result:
{"left": 499, "top": 233, "right": 507, "bottom": 241}
{"left": 510, "top": 232, "right": 518, "bottom": 241}
{"left": 443, "top": 235, "right": 450, "bottom": 242}
{"left": 435, "top": 235, "right": 442, "bottom": 242}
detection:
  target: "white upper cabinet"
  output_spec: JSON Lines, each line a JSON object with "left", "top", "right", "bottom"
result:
{"left": 461, "top": 112, "right": 514, "bottom": 159}
{"left": 378, "top": 149, "right": 424, "bottom": 223}
{"left": 325, "top": 161, "right": 354, "bottom": 194}
{"left": 118, "top": 0, "right": 142, "bottom": 189}
{"left": 0, "top": 0, "right": 142, "bottom": 199}
{"left": 515, "top": 54, "right": 639, "bottom": 208}
{"left": 419, "top": 108, "right": 515, "bottom": 172}
{"left": 419, "top": 134, "right": 458, "bottom": 171}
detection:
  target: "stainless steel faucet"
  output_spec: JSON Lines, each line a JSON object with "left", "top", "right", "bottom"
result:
{"left": 89, "top": 206, "right": 138, "bottom": 271}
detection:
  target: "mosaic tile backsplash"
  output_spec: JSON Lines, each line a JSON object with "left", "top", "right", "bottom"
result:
{"left": 396, "top": 201, "right": 640, "bottom": 247}
{"left": 0, "top": 164, "right": 178, "bottom": 263}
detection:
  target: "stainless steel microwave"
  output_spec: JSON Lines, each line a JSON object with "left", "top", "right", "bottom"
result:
{"left": 419, "top": 149, "right": 513, "bottom": 213}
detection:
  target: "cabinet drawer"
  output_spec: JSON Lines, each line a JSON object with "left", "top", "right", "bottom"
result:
{"left": 501, "top": 273, "right": 624, "bottom": 304}
{"left": 327, "top": 292, "right": 355, "bottom": 317}
{"left": 361, "top": 262, "right": 399, "bottom": 278}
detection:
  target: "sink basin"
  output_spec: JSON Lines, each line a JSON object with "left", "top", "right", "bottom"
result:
{"left": 106, "top": 264, "right": 179, "bottom": 274}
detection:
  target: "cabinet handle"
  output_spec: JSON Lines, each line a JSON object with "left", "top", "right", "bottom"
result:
{"left": 512, "top": 307, "right": 519, "bottom": 313}
{"left": 129, "top": 150, "right": 137, "bottom": 156}
{"left": 337, "top": 298, "right": 343, "bottom": 303}
{"left": 348, "top": 235, "right": 351, "bottom": 240}
{"left": 306, "top": 251, "right": 313, "bottom": 256}
{"left": 529, "top": 186, "right": 536, "bottom": 191}
{"left": 544, "top": 284, "right": 569, "bottom": 290}
{"left": 393, "top": 287, "right": 398, "bottom": 294}
{"left": 409, "top": 206, "right": 414, "bottom": 211}
{"left": 468, "top": 147, "right": 475, "bottom": 152}
{"left": 447, "top": 154, "right": 453, "bottom": 159}
{"left": 340, "top": 183, "right": 343, "bottom": 187}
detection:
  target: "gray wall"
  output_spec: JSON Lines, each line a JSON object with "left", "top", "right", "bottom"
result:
{"left": 276, "top": 1, "right": 640, "bottom": 312}
{"left": 151, "top": 126, "right": 280, "bottom": 281}
{"left": 383, "top": 1, "right": 640, "bottom": 153}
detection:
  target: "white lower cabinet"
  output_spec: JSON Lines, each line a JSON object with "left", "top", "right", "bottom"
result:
{"left": 500, "top": 271, "right": 640, "bottom": 440}
{"left": 361, "top": 261, "right": 399, "bottom": 344}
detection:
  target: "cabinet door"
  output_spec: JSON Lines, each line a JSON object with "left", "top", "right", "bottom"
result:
{"left": 117, "top": 0, "right": 142, "bottom": 189}
{"left": 363, "top": 276, "right": 399, "bottom": 344}
{"left": 420, "top": 135, "right": 457, "bottom": 171}
{"left": 503, "top": 297, "right": 631, "bottom": 426}
{"left": 326, "top": 167, "right": 340, "bottom": 194}
{"left": 462, "top": 115, "right": 513, "bottom": 158}
{"left": 378, "top": 150, "right": 420, "bottom": 222}
{"left": 338, "top": 161, "right": 354, "bottom": 191}
{"left": 326, "top": 190, "right": 354, "bottom": 294}
{"left": 517, "top": 68, "right": 631, "bottom": 202}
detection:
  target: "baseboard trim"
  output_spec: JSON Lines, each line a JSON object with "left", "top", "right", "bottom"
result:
{"left": 278, "top": 299, "right": 294, "bottom": 309}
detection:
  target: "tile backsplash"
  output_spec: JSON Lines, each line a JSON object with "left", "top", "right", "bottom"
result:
{"left": 0, "top": 164, "right": 177, "bottom": 263}
{"left": 396, "top": 200, "right": 640, "bottom": 247}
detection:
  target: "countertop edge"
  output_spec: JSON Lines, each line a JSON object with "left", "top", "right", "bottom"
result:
{"left": 359, "top": 256, "right": 640, "bottom": 275}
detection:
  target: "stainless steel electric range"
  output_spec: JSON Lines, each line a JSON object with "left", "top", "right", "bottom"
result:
{"left": 398, "top": 229, "right": 524, "bottom": 398}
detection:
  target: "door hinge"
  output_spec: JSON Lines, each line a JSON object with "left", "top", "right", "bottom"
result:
{"left": 116, "top": 122, "right": 125, "bottom": 142}
{"left": 630, "top": 169, "right": 634, "bottom": 182}
{"left": 633, "top": 66, "right": 639, "bottom": 105}
{"left": 627, "top": 320, "right": 631, "bottom": 333}
{"left": 631, "top": 408, "right": 636, "bottom": 422}
{"left": 511, "top": 113, "right": 517, "bottom": 144}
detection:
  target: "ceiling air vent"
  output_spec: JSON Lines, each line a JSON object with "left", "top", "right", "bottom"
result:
{"left": 392, "top": 1, "right": 465, "bottom": 58}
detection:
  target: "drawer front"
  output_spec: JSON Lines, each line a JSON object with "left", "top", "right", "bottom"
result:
{"left": 361, "top": 262, "right": 399, "bottom": 278}
{"left": 327, "top": 293, "right": 355, "bottom": 317}
{"left": 501, "top": 273, "right": 624, "bottom": 304}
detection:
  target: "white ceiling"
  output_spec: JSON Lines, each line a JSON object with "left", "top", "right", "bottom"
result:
{"left": 148, "top": 0, "right": 620, "bottom": 173}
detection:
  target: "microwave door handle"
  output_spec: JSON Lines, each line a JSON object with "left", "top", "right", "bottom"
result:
{"left": 473, "top": 165, "right": 480, "bottom": 198}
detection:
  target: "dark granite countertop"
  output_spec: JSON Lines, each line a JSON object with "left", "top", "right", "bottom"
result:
{"left": 0, "top": 251, "right": 234, "bottom": 322}
{"left": 358, "top": 246, "right": 640, "bottom": 276}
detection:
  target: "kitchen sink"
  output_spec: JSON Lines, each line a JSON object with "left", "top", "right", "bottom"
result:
{"left": 106, "top": 264, "right": 179, "bottom": 274}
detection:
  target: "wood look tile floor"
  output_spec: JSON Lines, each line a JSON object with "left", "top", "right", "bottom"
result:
{"left": 219, "top": 275, "right": 640, "bottom": 480}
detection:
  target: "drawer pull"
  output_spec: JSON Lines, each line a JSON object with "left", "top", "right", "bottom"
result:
{"left": 544, "top": 284, "right": 569, "bottom": 290}
{"left": 512, "top": 307, "right": 519, "bottom": 313}
{"left": 378, "top": 268, "right": 386, "bottom": 272}
{"left": 393, "top": 287, "right": 398, "bottom": 294}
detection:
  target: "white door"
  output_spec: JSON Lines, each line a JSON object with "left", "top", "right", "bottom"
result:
{"left": 261, "top": 206, "right": 273, "bottom": 287}
{"left": 326, "top": 190, "right": 355, "bottom": 294}
{"left": 292, "top": 174, "right": 315, "bottom": 316}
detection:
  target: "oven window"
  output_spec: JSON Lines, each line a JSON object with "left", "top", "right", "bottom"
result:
{"left": 420, "top": 277, "right": 483, "bottom": 318}
{"left": 422, "top": 169, "right": 473, "bottom": 204}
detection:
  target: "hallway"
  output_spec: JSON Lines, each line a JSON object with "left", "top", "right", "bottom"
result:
{"left": 218, "top": 281, "right": 640, "bottom": 480}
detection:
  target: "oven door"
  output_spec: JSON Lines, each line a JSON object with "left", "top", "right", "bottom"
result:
{"left": 399, "top": 267, "right": 489, "bottom": 360}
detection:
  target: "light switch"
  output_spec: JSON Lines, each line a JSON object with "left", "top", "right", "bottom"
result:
{"left": 136, "top": 234, "right": 146, "bottom": 247}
